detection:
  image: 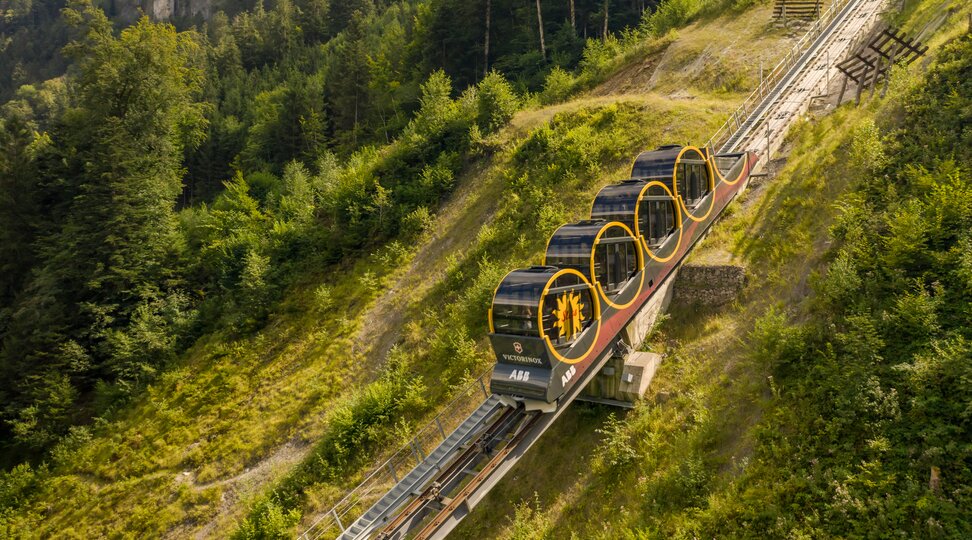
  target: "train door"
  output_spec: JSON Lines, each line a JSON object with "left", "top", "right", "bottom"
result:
{"left": 677, "top": 153, "right": 711, "bottom": 208}
{"left": 594, "top": 236, "right": 639, "bottom": 295}
{"left": 639, "top": 195, "right": 677, "bottom": 248}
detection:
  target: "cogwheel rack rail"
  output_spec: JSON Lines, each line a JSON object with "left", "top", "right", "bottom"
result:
{"left": 300, "top": 0, "right": 887, "bottom": 537}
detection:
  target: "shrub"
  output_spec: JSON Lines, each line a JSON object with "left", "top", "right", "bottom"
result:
{"left": 476, "top": 71, "right": 519, "bottom": 134}
{"left": 640, "top": 0, "right": 699, "bottom": 37}
{"left": 540, "top": 67, "right": 576, "bottom": 105}
{"left": 849, "top": 119, "right": 886, "bottom": 174}
{"left": 401, "top": 206, "right": 436, "bottom": 239}
{"left": 578, "top": 35, "right": 624, "bottom": 80}
{"left": 0, "top": 464, "right": 38, "bottom": 511}
{"left": 240, "top": 250, "right": 272, "bottom": 308}
{"left": 234, "top": 499, "right": 300, "bottom": 540}
{"left": 594, "top": 413, "right": 639, "bottom": 472}
{"left": 312, "top": 284, "right": 332, "bottom": 312}
{"left": 507, "top": 493, "right": 552, "bottom": 540}
{"left": 818, "top": 251, "right": 862, "bottom": 308}
{"left": 749, "top": 308, "right": 807, "bottom": 369}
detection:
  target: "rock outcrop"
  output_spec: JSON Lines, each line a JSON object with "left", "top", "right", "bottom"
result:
{"left": 109, "top": 0, "right": 212, "bottom": 23}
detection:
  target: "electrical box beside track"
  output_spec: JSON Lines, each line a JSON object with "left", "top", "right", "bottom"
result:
{"left": 580, "top": 351, "right": 662, "bottom": 406}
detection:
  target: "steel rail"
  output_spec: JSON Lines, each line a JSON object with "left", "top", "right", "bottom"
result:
{"left": 299, "top": 0, "right": 889, "bottom": 537}
{"left": 299, "top": 370, "right": 495, "bottom": 540}
{"left": 371, "top": 406, "right": 523, "bottom": 539}
{"left": 706, "top": 0, "right": 869, "bottom": 155}
{"left": 718, "top": 2, "right": 850, "bottom": 152}
{"left": 412, "top": 413, "right": 544, "bottom": 540}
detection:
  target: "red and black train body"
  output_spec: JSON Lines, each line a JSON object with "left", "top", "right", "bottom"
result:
{"left": 487, "top": 145, "right": 757, "bottom": 405}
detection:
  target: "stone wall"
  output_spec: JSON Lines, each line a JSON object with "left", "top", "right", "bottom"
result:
{"left": 672, "top": 264, "right": 746, "bottom": 307}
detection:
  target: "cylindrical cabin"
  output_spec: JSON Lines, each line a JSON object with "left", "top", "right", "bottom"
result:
{"left": 544, "top": 220, "right": 644, "bottom": 309}
{"left": 630, "top": 145, "right": 714, "bottom": 219}
{"left": 631, "top": 144, "right": 683, "bottom": 179}
{"left": 488, "top": 266, "right": 601, "bottom": 401}
{"left": 591, "top": 181, "right": 682, "bottom": 262}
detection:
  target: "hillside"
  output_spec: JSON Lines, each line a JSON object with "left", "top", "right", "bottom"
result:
{"left": 0, "top": 1, "right": 804, "bottom": 537}
{"left": 454, "top": 2, "right": 972, "bottom": 538}
{"left": 1, "top": 0, "right": 969, "bottom": 538}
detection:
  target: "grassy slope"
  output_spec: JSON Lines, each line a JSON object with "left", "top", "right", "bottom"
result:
{"left": 455, "top": 2, "right": 971, "bottom": 538}
{"left": 2, "top": 3, "right": 801, "bottom": 538}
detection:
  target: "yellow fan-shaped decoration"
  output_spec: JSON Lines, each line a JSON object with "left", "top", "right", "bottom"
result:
{"left": 552, "top": 290, "right": 586, "bottom": 340}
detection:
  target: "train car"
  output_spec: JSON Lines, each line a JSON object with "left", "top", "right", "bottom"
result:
{"left": 487, "top": 145, "right": 757, "bottom": 408}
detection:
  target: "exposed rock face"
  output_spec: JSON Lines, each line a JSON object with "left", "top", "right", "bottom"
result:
{"left": 672, "top": 264, "right": 746, "bottom": 307}
{"left": 111, "top": 0, "right": 212, "bottom": 23}
{"left": 147, "top": 0, "right": 211, "bottom": 20}
{"left": 149, "top": 0, "right": 174, "bottom": 20}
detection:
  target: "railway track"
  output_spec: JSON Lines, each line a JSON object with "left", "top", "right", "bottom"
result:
{"left": 710, "top": 0, "right": 888, "bottom": 160}
{"left": 301, "top": 1, "right": 889, "bottom": 538}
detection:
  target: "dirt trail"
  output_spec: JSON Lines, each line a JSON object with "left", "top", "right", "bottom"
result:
{"left": 165, "top": 438, "right": 312, "bottom": 539}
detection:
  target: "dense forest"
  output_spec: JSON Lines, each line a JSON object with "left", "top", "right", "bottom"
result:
{"left": 0, "top": 0, "right": 663, "bottom": 465}
{"left": 2, "top": 0, "right": 969, "bottom": 537}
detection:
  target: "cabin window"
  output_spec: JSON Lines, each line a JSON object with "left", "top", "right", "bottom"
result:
{"left": 593, "top": 235, "right": 638, "bottom": 295}
{"left": 677, "top": 160, "right": 709, "bottom": 207}
{"left": 638, "top": 195, "right": 677, "bottom": 247}
{"left": 492, "top": 302, "right": 539, "bottom": 336}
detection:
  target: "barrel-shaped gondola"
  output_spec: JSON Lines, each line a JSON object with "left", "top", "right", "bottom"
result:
{"left": 632, "top": 145, "right": 715, "bottom": 221}
{"left": 591, "top": 180, "right": 682, "bottom": 263}
{"left": 543, "top": 220, "right": 644, "bottom": 309}
{"left": 488, "top": 266, "right": 601, "bottom": 401}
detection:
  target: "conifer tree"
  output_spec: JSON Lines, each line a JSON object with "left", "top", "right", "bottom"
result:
{"left": 328, "top": 9, "right": 372, "bottom": 148}
{"left": 0, "top": 0, "right": 205, "bottom": 451}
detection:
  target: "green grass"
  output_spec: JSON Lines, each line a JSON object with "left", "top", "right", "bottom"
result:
{"left": 450, "top": 3, "right": 972, "bottom": 538}
{"left": 449, "top": 103, "right": 888, "bottom": 540}
{"left": 0, "top": 0, "right": 832, "bottom": 536}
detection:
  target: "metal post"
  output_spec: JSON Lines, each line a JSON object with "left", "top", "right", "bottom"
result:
{"left": 826, "top": 50, "right": 830, "bottom": 87}
{"left": 766, "top": 125, "right": 772, "bottom": 160}
{"left": 411, "top": 441, "right": 424, "bottom": 462}
{"left": 435, "top": 417, "right": 446, "bottom": 439}
{"left": 479, "top": 377, "right": 489, "bottom": 398}
{"left": 855, "top": 65, "right": 868, "bottom": 105}
{"left": 837, "top": 75, "right": 848, "bottom": 104}
{"left": 415, "top": 440, "right": 426, "bottom": 460}
{"left": 332, "top": 509, "right": 345, "bottom": 532}
{"left": 759, "top": 61, "right": 764, "bottom": 98}
{"left": 386, "top": 461, "right": 400, "bottom": 483}
{"left": 869, "top": 55, "right": 883, "bottom": 99}
{"left": 882, "top": 47, "right": 897, "bottom": 97}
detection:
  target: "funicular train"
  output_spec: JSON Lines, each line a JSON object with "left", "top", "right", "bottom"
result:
{"left": 487, "top": 144, "right": 758, "bottom": 408}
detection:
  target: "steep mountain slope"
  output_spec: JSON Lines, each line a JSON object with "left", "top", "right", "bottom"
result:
{"left": 0, "top": 2, "right": 825, "bottom": 538}
{"left": 454, "top": 2, "right": 972, "bottom": 538}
